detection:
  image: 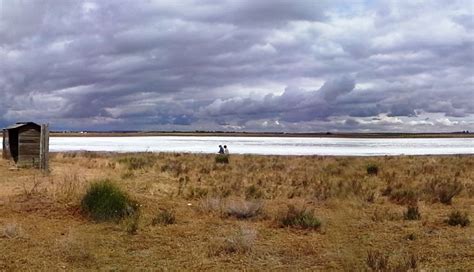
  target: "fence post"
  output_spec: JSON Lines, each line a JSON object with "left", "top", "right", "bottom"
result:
{"left": 40, "top": 124, "right": 50, "bottom": 172}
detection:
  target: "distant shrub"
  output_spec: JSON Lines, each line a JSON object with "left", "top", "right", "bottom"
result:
{"left": 403, "top": 205, "right": 421, "bottom": 220}
{"left": 279, "top": 204, "right": 321, "bottom": 230}
{"left": 426, "top": 179, "right": 464, "bottom": 205}
{"left": 152, "top": 209, "right": 176, "bottom": 226}
{"left": 215, "top": 154, "right": 229, "bottom": 164}
{"left": 389, "top": 188, "right": 419, "bottom": 205}
{"left": 245, "top": 185, "right": 264, "bottom": 200}
{"left": 81, "top": 180, "right": 139, "bottom": 222}
{"left": 446, "top": 211, "right": 470, "bottom": 227}
{"left": 117, "top": 156, "right": 155, "bottom": 170}
{"left": 223, "top": 199, "right": 263, "bottom": 219}
{"left": 366, "top": 164, "right": 379, "bottom": 175}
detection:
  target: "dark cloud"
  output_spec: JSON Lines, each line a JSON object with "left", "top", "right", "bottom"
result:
{"left": 0, "top": 0, "right": 473, "bottom": 132}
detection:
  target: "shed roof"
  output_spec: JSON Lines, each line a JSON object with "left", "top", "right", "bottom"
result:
{"left": 4, "top": 122, "right": 41, "bottom": 130}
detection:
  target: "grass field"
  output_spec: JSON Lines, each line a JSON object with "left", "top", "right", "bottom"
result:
{"left": 0, "top": 152, "right": 473, "bottom": 270}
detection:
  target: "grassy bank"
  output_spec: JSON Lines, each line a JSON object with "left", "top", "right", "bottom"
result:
{"left": 0, "top": 153, "right": 472, "bottom": 270}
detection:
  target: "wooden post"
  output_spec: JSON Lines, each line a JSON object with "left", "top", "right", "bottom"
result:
{"left": 40, "top": 124, "right": 49, "bottom": 172}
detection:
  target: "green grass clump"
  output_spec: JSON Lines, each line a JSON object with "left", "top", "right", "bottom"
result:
{"left": 446, "top": 211, "right": 470, "bottom": 227}
{"left": 81, "top": 180, "right": 139, "bottom": 222}
{"left": 215, "top": 154, "right": 229, "bottom": 164}
{"left": 279, "top": 204, "right": 321, "bottom": 230}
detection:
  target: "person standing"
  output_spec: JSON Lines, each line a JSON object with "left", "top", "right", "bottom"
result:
{"left": 224, "top": 145, "right": 229, "bottom": 155}
{"left": 218, "top": 145, "right": 224, "bottom": 154}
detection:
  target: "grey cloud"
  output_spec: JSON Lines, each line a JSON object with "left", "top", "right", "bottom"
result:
{"left": 0, "top": 0, "right": 473, "bottom": 132}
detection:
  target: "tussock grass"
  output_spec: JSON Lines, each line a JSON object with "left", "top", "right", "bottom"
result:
{"left": 446, "top": 210, "right": 470, "bottom": 227}
{"left": 81, "top": 179, "right": 139, "bottom": 222}
{"left": 278, "top": 204, "right": 321, "bottom": 230}
{"left": 151, "top": 209, "right": 176, "bottom": 226}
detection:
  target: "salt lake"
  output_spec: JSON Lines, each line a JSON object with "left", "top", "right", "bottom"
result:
{"left": 50, "top": 136, "right": 474, "bottom": 156}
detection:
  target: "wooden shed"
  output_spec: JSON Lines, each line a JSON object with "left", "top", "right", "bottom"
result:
{"left": 2, "top": 122, "right": 49, "bottom": 169}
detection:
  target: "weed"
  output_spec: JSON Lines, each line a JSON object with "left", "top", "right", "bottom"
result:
{"left": 446, "top": 211, "right": 470, "bottom": 227}
{"left": 152, "top": 209, "right": 176, "bottom": 226}
{"left": 403, "top": 205, "right": 421, "bottom": 220}
{"left": 81, "top": 180, "right": 139, "bottom": 222}
{"left": 279, "top": 204, "right": 321, "bottom": 230}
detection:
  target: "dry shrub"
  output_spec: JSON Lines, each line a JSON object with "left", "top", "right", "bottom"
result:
{"left": 223, "top": 199, "right": 263, "bottom": 219}
{"left": 278, "top": 204, "right": 322, "bottom": 230}
{"left": 366, "top": 250, "right": 417, "bottom": 271}
{"left": 424, "top": 178, "right": 463, "bottom": 204}
{"left": 117, "top": 155, "right": 157, "bottom": 170}
{"left": 208, "top": 227, "right": 257, "bottom": 256}
{"left": 1, "top": 223, "right": 21, "bottom": 239}
{"left": 388, "top": 188, "right": 419, "bottom": 206}
{"left": 446, "top": 211, "right": 470, "bottom": 227}
{"left": 403, "top": 205, "right": 421, "bottom": 220}
{"left": 197, "top": 198, "right": 264, "bottom": 220}
{"left": 50, "top": 172, "right": 86, "bottom": 204}
{"left": 57, "top": 232, "right": 94, "bottom": 264}
{"left": 151, "top": 209, "right": 176, "bottom": 226}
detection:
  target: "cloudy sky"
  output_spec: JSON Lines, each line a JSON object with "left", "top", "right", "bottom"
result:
{"left": 0, "top": 0, "right": 473, "bottom": 132}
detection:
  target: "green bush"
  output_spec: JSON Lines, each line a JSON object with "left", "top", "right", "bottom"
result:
{"left": 366, "top": 164, "right": 379, "bottom": 175}
{"left": 446, "top": 211, "right": 470, "bottom": 227}
{"left": 215, "top": 154, "right": 229, "bottom": 164}
{"left": 152, "top": 209, "right": 176, "bottom": 226}
{"left": 403, "top": 205, "right": 421, "bottom": 220}
{"left": 81, "top": 180, "right": 139, "bottom": 222}
{"left": 279, "top": 204, "right": 321, "bottom": 230}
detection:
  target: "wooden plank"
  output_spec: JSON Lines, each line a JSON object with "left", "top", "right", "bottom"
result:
{"left": 40, "top": 124, "right": 50, "bottom": 172}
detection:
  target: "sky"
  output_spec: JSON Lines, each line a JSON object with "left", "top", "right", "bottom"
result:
{"left": 0, "top": 0, "right": 473, "bottom": 132}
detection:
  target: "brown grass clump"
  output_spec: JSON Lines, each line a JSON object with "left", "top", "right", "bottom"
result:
{"left": 208, "top": 226, "right": 257, "bottom": 256}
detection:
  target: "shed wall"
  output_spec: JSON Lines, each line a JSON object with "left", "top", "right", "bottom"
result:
{"left": 17, "top": 127, "right": 41, "bottom": 168}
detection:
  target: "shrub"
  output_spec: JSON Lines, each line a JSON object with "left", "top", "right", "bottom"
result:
{"left": 389, "top": 188, "right": 419, "bottom": 205}
{"left": 404, "top": 205, "right": 421, "bottom": 220}
{"left": 81, "top": 180, "right": 139, "bottom": 222}
{"left": 366, "top": 164, "right": 379, "bottom": 175}
{"left": 436, "top": 181, "right": 463, "bottom": 205}
{"left": 215, "top": 154, "right": 229, "bottom": 164}
{"left": 223, "top": 199, "right": 263, "bottom": 219}
{"left": 152, "top": 209, "right": 176, "bottom": 226}
{"left": 279, "top": 204, "right": 321, "bottom": 230}
{"left": 446, "top": 211, "right": 470, "bottom": 227}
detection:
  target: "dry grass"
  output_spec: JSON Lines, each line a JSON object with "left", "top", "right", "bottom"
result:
{"left": 0, "top": 152, "right": 473, "bottom": 270}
